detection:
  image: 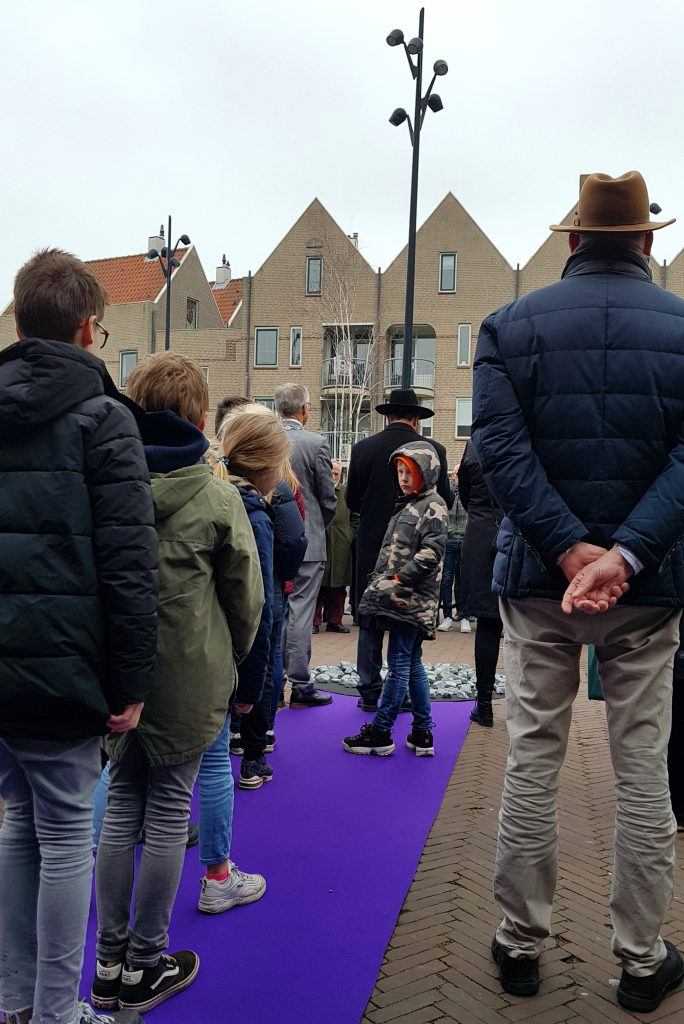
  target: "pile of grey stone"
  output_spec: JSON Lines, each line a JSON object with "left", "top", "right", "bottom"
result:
{"left": 311, "top": 661, "right": 506, "bottom": 701}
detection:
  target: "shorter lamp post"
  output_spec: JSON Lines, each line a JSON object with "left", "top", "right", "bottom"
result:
{"left": 387, "top": 8, "right": 448, "bottom": 390}
{"left": 147, "top": 215, "right": 191, "bottom": 351}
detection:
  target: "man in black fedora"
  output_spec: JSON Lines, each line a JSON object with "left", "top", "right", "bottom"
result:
{"left": 346, "top": 389, "right": 453, "bottom": 710}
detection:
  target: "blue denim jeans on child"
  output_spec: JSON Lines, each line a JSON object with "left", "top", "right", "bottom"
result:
{"left": 373, "top": 623, "right": 434, "bottom": 733}
{"left": 0, "top": 735, "right": 101, "bottom": 1024}
{"left": 198, "top": 718, "right": 233, "bottom": 866}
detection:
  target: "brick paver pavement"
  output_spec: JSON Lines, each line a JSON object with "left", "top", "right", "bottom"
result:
{"left": 313, "top": 620, "right": 684, "bottom": 1024}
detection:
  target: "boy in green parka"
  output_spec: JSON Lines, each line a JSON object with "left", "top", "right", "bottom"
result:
{"left": 91, "top": 354, "right": 264, "bottom": 1016}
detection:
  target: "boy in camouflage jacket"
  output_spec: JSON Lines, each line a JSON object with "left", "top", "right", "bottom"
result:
{"left": 344, "top": 441, "right": 447, "bottom": 757}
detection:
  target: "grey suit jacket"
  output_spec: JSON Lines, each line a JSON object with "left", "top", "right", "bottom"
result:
{"left": 281, "top": 419, "right": 336, "bottom": 562}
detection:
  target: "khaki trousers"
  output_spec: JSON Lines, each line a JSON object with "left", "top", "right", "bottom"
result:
{"left": 495, "top": 598, "right": 680, "bottom": 976}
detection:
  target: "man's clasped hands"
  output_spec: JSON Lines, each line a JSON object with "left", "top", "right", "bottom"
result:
{"left": 558, "top": 542, "right": 632, "bottom": 616}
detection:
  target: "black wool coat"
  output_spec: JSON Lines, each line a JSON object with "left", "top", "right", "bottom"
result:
{"left": 472, "top": 243, "right": 684, "bottom": 606}
{"left": 458, "top": 441, "right": 501, "bottom": 620}
{"left": 0, "top": 340, "right": 158, "bottom": 741}
{"left": 346, "top": 421, "right": 453, "bottom": 599}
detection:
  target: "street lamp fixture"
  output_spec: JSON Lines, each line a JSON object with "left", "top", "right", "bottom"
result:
{"left": 386, "top": 7, "right": 448, "bottom": 389}
{"left": 148, "top": 216, "right": 191, "bottom": 351}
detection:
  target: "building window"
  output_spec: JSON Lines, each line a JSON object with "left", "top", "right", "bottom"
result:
{"left": 290, "top": 327, "right": 302, "bottom": 367}
{"left": 420, "top": 400, "right": 434, "bottom": 439}
{"left": 202, "top": 366, "right": 209, "bottom": 382}
{"left": 457, "top": 324, "right": 471, "bottom": 365}
{"left": 254, "top": 327, "right": 278, "bottom": 366}
{"left": 306, "top": 256, "right": 322, "bottom": 295}
{"left": 439, "top": 253, "right": 457, "bottom": 292}
{"left": 119, "top": 349, "right": 138, "bottom": 388}
{"left": 186, "top": 297, "right": 199, "bottom": 329}
{"left": 456, "top": 397, "right": 472, "bottom": 438}
{"left": 253, "top": 397, "right": 275, "bottom": 411}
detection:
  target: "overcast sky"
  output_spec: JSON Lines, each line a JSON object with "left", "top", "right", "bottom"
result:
{"left": 1, "top": 0, "right": 683, "bottom": 302}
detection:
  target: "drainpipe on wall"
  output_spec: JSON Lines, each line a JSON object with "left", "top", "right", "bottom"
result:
{"left": 243, "top": 271, "right": 252, "bottom": 397}
{"left": 515, "top": 262, "right": 520, "bottom": 299}
{"left": 374, "top": 266, "right": 382, "bottom": 431}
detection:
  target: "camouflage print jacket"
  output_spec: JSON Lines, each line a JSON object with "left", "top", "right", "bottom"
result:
{"left": 358, "top": 441, "right": 448, "bottom": 638}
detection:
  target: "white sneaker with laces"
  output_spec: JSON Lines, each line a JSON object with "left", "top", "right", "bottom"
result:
{"left": 198, "top": 862, "right": 266, "bottom": 914}
{"left": 437, "top": 617, "right": 453, "bottom": 632}
{"left": 460, "top": 618, "right": 472, "bottom": 633}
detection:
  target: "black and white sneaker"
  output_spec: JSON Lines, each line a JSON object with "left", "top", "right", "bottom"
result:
{"left": 91, "top": 960, "right": 123, "bottom": 1010}
{"left": 238, "top": 755, "right": 274, "bottom": 790}
{"left": 229, "top": 731, "right": 244, "bottom": 756}
{"left": 118, "top": 950, "right": 199, "bottom": 1013}
{"left": 265, "top": 730, "right": 276, "bottom": 753}
{"left": 78, "top": 1002, "right": 143, "bottom": 1023}
{"left": 343, "top": 722, "right": 394, "bottom": 756}
{"left": 406, "top": 729, "right": 435, "bottom": 757}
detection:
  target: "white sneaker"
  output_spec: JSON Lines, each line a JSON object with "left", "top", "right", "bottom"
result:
{"left": 198, "top": 862, "right": 266, "bottom": 914}
{"left": 460, "top": 618, "right": 472, "bottom": 633}
{"left": 437, "top": 617, "right": 453, "bottom": 632}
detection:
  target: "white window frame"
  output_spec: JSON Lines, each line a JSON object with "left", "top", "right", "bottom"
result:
{"left": 457, "top": 324, "right": 471, "bottom": 366}
{"left": 186, "top": 297, "right": 199, "bottom": 330}
{"left": 306, "top": 256, "right": 322, "bottom": 296}
{"left": 439, "top": 252, "right": 457, "bottom": 293}
{"left": 254, "top": 327, "right": 279, "bottom": 367}
{"left": 455, "top": 397, "right": 472, "bottom": 438}
{"left": 119, "top": 349, "right": 138, "bottom": 389}
{"left": 201, "top": 366, "right": 209, "bottom": 382}
{"left": 289, "top": 326, "right": 303, "bottom": 367}
{"left": 253, "top": 397, "right": 275, "bottom": 411}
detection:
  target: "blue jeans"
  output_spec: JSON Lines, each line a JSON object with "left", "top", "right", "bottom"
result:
{"left": 373, "top": 624, "right": 434, "bottom": 733}
{"left": 0, "top": 735, "right": 101, "bottom": 1024}
{"left": 268, "top": 592, "right": 288, "bottom": 730}
{"left": 198, "top": 718, "right": 233, "bottom": 866}
{"left": 440, "top": 538, "right": 463, "bottom": 618}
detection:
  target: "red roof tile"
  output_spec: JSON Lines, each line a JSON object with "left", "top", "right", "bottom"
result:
{"left": 210, "top": 278, "right": 243, "bottom": 325}
{"left": 3, "top": 247, "right": 191, "bottom": 315}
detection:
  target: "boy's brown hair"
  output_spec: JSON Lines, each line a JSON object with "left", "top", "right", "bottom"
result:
{"left": 126, "top": 352, "right": 209, "bottom": 426}
{"left": 14, "top": 248, "right": 107, "bottom": 343}
{"left": 215, "top": 394, "right": 250, "bottom": 436}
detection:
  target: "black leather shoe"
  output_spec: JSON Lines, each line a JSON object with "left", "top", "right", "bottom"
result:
{"left": 186, "top": 823, "right": 199, "bottom": 849}
{"left": 491, "top": 938, "right": 540, "bottom": 997}
{"left": 357, "top": 698, "right": 379, "bottom": 712}
{"left": 326, "top": 624, "right": 350, "bottom": 633}
{"left": 311, "top": 625, "right": 320, "bottom": 635}
{"left": 617, "top": 940, "right": 684, "bottom": 1012}
{"left": 470, "top": 701, "right": 494, "bottom": 727}
{"left": 289, "top": 689, "right": 333, "bottom": 708}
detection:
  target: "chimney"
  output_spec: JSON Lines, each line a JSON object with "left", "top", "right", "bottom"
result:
{"left": 347, "top": 232, "right": 359, "bottom": 249}
{"left": 214, "top": 254, "right": 232, "bottom": 287}
{"left": 147, "top": 223, "right": 164, "bottom": 255}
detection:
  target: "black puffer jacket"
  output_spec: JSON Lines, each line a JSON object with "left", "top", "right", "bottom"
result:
{"left": 0, "top": 340, "right": 158, "bottom": 740}
{"left": 472, "top": 243, "right": 684, "bottom": 606}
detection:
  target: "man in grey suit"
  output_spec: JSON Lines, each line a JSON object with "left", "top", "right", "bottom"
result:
{"left": 275, "top": 383, "right": 337, "bottom": 708}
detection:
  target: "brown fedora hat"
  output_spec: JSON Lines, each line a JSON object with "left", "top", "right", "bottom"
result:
{"left": 550, "top": 171, "right": 675, "bottom": 233}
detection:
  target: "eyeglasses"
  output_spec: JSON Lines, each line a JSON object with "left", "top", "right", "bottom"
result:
{"left": 96, "top": 321, "right": 110, "bottom": 349}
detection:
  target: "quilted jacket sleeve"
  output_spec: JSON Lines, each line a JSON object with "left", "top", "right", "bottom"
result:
{"left": 84, "top": 401, "right": 158, "bottom": 712}
{"left": 472, "top": 314, "right": 588, "bottom": 567}
{"left": 612, "top": 427, "right": 684, "bottom": 570}
{"left": 235, "top": 513, "right": 275, "bottom": 705}
{"left": 272, "top": 484, "right": 308, "bottom": 584}
{"left": 215, "top": 493, "right": 264, "bottom": 663}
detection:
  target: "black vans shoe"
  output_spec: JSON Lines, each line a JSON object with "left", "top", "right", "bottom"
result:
{"left": 118, "top": 950, "right": 199, "bottom": 1013}
{"left": 91, "top": 959, "right": 124, "bottom": 1010}
{"left": 617, "top": 941, "right": 684, "bottom": 1013}
{"left": 343, "top": 722, "right": 394, "bottom": 756}
{"left": 491, "top": 938, "right": 540, "bottom": 997}
{"left": 406, "top": 729, "right": 435, "bottom": 757}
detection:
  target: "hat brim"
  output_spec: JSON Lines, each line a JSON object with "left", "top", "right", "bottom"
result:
{"left": 550, "top": 218, "right": 675, "bottom": 232}
{"left": 375, "top": 402, "right": 434, "bottom": 419}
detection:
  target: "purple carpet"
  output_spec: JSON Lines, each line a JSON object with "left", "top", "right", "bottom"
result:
{"left": 82, "top": 696, "right": 472, "bottom": 1024}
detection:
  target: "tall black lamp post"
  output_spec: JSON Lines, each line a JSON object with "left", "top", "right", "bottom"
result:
{"left": 387, "top": 9, "right": 448, "bottom": 389}
{"left": 147, "top": 215, "right": 191, "bottom": 351}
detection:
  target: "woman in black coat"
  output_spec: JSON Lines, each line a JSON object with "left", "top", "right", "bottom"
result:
{"left": 458, "top": 441, "right": 503, "bottom": 727}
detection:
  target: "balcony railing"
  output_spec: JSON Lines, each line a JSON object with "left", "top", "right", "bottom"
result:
{"left": 322, "top": 430, "right": 369, "bottom": 462}
{"left": 383, "top": 357, "right": 435, "bottom": 393}
{"left": 321, "top": 357, "right": 369, "bottom": 389}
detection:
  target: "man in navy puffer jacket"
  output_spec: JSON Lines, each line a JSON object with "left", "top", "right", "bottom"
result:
{"left": 472, "top": 172, "right": 684, "bottom": 1013}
